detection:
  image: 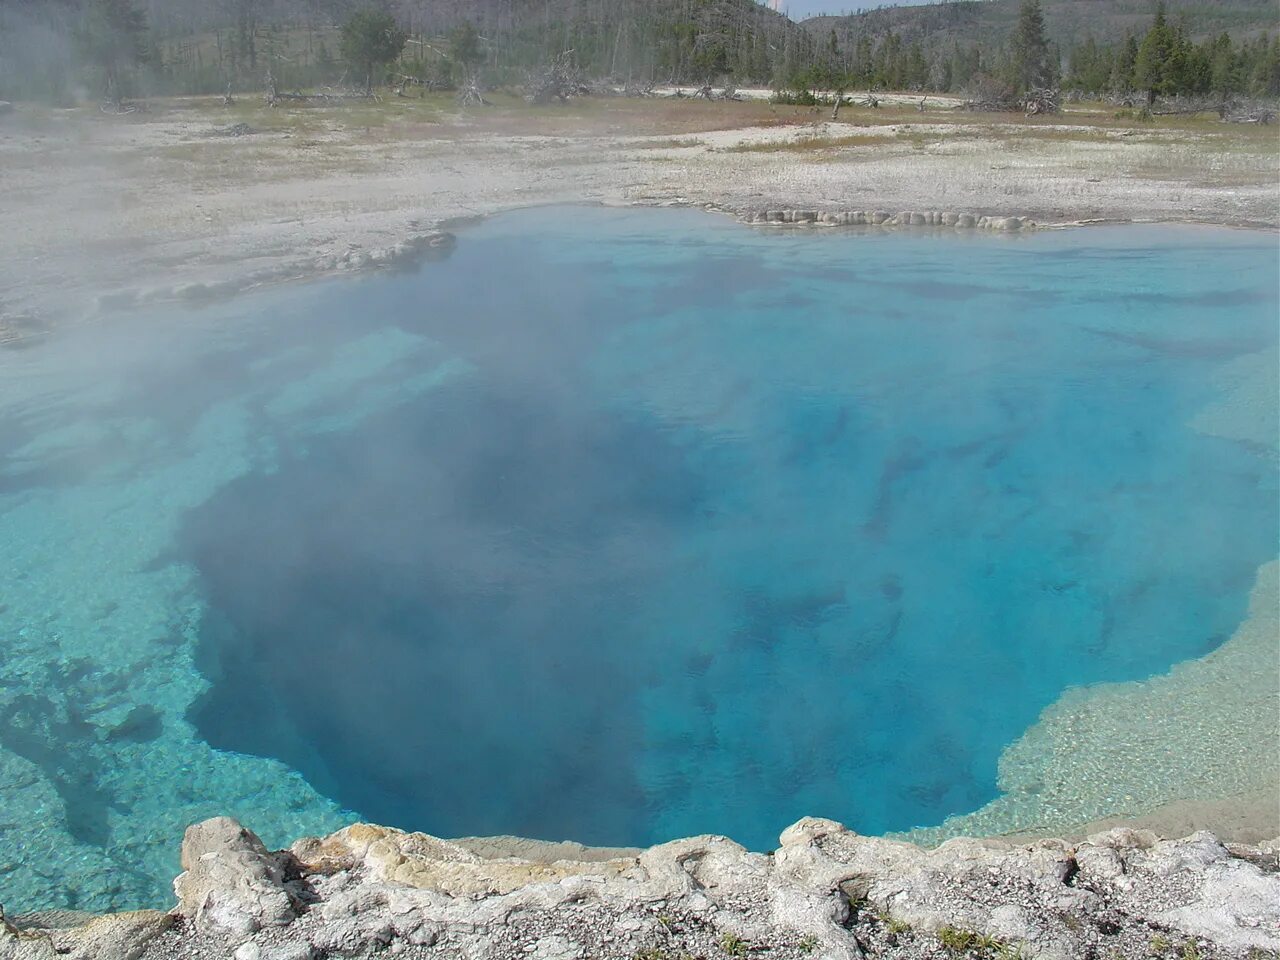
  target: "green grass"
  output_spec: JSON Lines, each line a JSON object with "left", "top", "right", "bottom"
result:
{"left": 872, "top": 908, "right": 912, "bottom": 937}
{"left": 936, "top": 926, "right": 1020, "bottom": 958}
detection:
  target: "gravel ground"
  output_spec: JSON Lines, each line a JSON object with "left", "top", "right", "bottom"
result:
{"left": 1, "top": 92, "right": 1275, "bottom": 340}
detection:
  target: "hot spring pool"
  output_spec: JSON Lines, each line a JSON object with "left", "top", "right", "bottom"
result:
{"left": 1, "top": 208, "right": 1276, "bottom": 911}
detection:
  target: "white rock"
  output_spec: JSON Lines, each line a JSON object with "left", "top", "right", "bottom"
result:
{"left": 1157, "top": 859, "right": 1280, "bottom": 952}
{"left": 529, "top": 934, "right": 583, "bottom": 960}
{"left": 173, "top": 817, "right": 297, "bottom": 940}
{"left": 988, "top": 903, "right": 1037, "bottom": 941}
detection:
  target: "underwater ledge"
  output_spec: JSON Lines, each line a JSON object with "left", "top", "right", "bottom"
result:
{"left": 1, "top": 564, "right": 1275, "bottom": 959}
{"left": 902, "top": 559, "right": 1280, "bottom": 848}
{"left": 2, "top": 815, "right": 1279, "bottom": 960}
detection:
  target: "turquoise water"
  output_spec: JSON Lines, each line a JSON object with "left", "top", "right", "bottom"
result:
{"left": 0, "top": 208, "right": 1276, "bottom": 911}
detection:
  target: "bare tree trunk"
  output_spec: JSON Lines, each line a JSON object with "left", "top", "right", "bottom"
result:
{"left": 458, "top": 68, "right": 491, "bottom": 107}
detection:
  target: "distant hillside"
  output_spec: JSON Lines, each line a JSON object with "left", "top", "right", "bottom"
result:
{"left": 2, "top": 0, "right": 807, "bottom": 101}
{"left": 802, "top": 0, "right": 1280, "bottom": 50}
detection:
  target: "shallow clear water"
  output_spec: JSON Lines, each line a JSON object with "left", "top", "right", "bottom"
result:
{"left": 0, "top": 208, "right": 1276, "bottom": 910}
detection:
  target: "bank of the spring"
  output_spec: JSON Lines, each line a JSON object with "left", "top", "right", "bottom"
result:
{"left": 744, "top": 210, "right": 1037, "bottom": 229}
{"left": 2, "top": 815, "right": 1278, "bottom": 960}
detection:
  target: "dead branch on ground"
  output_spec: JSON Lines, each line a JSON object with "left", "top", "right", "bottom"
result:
{"left": 264, "top": 70, "right": 378, "bottom": 107}
{"left": 962, "top": 87, "right": 1059, "bottom": 115}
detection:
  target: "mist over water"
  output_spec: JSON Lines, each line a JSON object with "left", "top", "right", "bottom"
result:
{"left": 0, "top": 208, "right": 1277, "bottom": 909}
{"left": 181, "top": 210, "right": 1277, "bottom": 847}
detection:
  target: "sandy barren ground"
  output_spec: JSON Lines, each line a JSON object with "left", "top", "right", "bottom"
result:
{"left": 0, "top": 91, "right": 1277, "bottom": 337}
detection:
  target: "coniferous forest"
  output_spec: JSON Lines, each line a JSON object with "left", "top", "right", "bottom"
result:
{"left": 1, "top": 0, "right": 1276, "bottom": 106}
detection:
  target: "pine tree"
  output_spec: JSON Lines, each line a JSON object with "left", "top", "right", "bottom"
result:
{"left": 1251, "top": 34, "right": 1280, "bottom": 96}
{"left": 1111, "top": 34, "right": 1139, "bottom": 93}
{"left": 1008, "top": 0, "right": 1051, "bottom": 93}
{"left": 340, "top": 10, "right": 408, "bottom": 93}
{"left": 1134, "top": 2, "right": 1174, "bottom": 104}
{"left": 81, "top": 0, "right": 151, "bottom": 101}
{"left": 1208, "top": 32, "right": 1238, "bottom": 95}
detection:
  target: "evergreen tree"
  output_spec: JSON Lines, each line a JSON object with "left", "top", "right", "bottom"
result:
{"left": 81, "top": 0, "right": 150, "bottom": 101}
{"left": 1068, "top": 36, "right": 1112, "bottom": 94}
{"left": 1208, "top": 32, "right": 1239, "bottom": 95}
{"left": 854, "top": 34, "right": 874, "bottom": 87}
{"left": 1008, "top": 0, "right": 1052, "bottom": 93}
{"left": 1134, "top": 2, "right": 1174, "bottom": 103}
{"left": 1250, "top": 34, "right": 1280, "bottom": 96}
{"left": 230, "top": 0, "right": 257, "bottom": 75}
{"left": 1111, "top": 34, "right": 1139, "bottom": 92}
{"left": 450, "top": 21, "right": 483, "bottom": 72}
{"left": 340, "top": 9, "right": 407, "bottom": 93}
{"left": 5, "top": 0, "right": 1278, "bottom": 106}
{"left": 905, "top": 42, "right": 929, "bottom": 89}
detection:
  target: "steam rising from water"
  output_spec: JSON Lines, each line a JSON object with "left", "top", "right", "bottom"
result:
{"left": 0, "top": 208, "right": 1275, "bottom": 912}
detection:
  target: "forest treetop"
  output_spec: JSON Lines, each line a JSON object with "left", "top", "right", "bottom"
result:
{"left": 1, "top": 0, "right": 1276, "bottom": 104}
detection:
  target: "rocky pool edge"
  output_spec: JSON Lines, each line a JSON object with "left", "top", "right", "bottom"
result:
{"left": 4, "top": 815, "right": 1279, "bottom": 960}
{"left": 52, "top": 201, "right": 1279, "bottom": 341}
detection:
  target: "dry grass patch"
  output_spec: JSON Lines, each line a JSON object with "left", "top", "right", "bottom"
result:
{"left": 632, "top": 137, "right": 706, "bottom": 149}
{"left": 720, "top": 132, "right": 901, "bottom": 153}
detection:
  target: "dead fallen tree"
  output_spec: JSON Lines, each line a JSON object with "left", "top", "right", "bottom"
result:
{"left": 264, "top": 71, "right": 378, "bottom": 107}
{"left": 1022, "top": 88, "right": 1059, "bottom": 115}
{"left": 1148, "top": 95, "right": 1222, "bottom": 116}
{"left": 100, "top": 98, "right": 141, "bottom": 115}
{"left": 1109, "top": 91, "right": 1275, "bottom": 123}
{"left": 622, "top": 80, "right": 657, "bottom": 98}
{"left": 962, "top": 87, "right": 1060, "bottom": 115}
{"left": 393, "top": 74, "right": 424, "bottom": 97}
{"left": 1172, "top": 96, "right": 1276, "bottom": 124}
{"left": 1108, "top": 92, "right": 1142, "bottom": 108}
{"left": 1223, "top": 102, "right": 1276, "bottom": 124}
{"left": 393, "top": 72, "right": 457, "bottom": 97}
{"left": 681, "top": 83, "right": 744, "bottom": 102}
{"left": 525, "top": 50, "right": 586, "bottom": 104}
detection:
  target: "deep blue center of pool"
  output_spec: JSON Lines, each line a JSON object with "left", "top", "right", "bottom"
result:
{"left": 166, "top": 210, "right": 1278, "bottom": 849}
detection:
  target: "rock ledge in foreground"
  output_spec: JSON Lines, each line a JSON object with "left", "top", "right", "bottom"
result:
{"left": 3, "top": 817, "right": 1278, "bottom": 960}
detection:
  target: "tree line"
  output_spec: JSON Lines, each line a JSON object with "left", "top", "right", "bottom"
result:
{"left": 789, "top": 1, "right": 1277, "bottom": 100}
{"left": 1065, "top": 6, "right": 1280, "bottom": 100}
{"left": 0, "top": 0, "right": 1276, "bottom": 105}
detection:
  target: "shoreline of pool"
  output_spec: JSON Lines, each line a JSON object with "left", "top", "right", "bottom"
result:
{"left": 8, "top": 199, "right": 1267, "bottom": 348}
